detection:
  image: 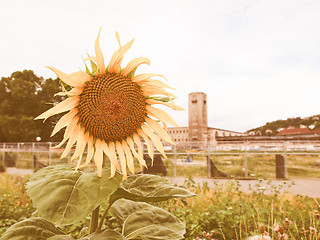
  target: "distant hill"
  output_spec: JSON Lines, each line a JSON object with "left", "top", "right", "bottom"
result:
{"left": 247, "top": 115, "right": 320, "bottom": 136}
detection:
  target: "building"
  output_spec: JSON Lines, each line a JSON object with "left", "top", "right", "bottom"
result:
{"left": 166, "top": 92, "right": 245, "bottom": 149}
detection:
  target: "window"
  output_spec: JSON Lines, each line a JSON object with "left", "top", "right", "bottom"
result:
{"left": 192, "top": 100, "right": 197, "bottom": 103}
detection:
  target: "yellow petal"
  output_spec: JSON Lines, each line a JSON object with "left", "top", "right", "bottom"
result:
{"left": 122, "top": 141, "right": 135, "bottom": 174}
{"left": 132, "top": 133, "right": 143, "bottom": 159}
{"left": 121, "top": 57, "right": 150, "bottom": 76}
{"left": 146, "top": 99, "right": 185, "bottom": 111}
{"left": 142, "top": 86, "right": 176, "bottom": 99}
{"left": 141, "top": 79, "right": 175, "bottom": 90}
{"left": 94, "top": 29, "right": 105, "bottom": 74}
{"left": 94, "top": 139, "right": 104, "bottom": 177}
{"left": 71, "top": 128, "right": 87, "bottom": 160}
{"left": 51, "top": 109, "right": 78, "bottom": 137}
{"left": 51, "top": 116, "right": 79, "bottom": 149}
{"left": 74, "top": 155, "right": 82, "bottom": 173}
{"left": 146, "top": 105, "right": 179, "bottom": 127}
{"left": 54, "top": 87, "right": 83, "bottom": 97}
{"left": 101, "top": 141, "right": 120, "bottom": 170}
{"left": 35, "top": 96, "right": 79, "bottom": 121}
{"left": 116, "top": 141, "right": 127, "bottom": 179}
{"left": 47, "top": 67, "right": 86, "bottom": 87}
{"left": 126, "top": 136, "right": 147, "bottom": 167}
{"left": 116, "top": 32, "right": 121, "bottom": 48}
{"left": 108, "top": 142, "right": 120, "bottom": 169}
{"left": 61, "top": 125, "right": 80, "bottom": 159}
{"left": 140, "top": 124, "right": 166, "bottom": 158}
{"left": 132, "top": 73, "right": 167, "bottom": 83}
{"left": 79, "top": 134, "right": 94, "bottom": 168}
{"left": 145, "top": 117, "right": 175, "bottom": 144}
{"left": 109, "top": 163, "right": 116, "bottom": 179}
{"left": 137, "top": 129, "right": 154, "bottom": 161}
{"left": 108, "top": 39, "right": 134, "bottom": 73}
{"left": 69, "top": 71, "right": 92, "bottom": 86}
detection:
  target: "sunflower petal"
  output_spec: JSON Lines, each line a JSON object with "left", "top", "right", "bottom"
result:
{"left": 141, "top": 123, "right": 166, "bottom": 158}
{"left": 146, "top": 105, "right": 179, "bottom": 127}
{"left": 69, "top": 71, "right": 92, "bottom": 86}
{"left": 116, "top": 32, "right": 121, "bottom": 48}
{"left": 94, "top": 29, "right": 105, "bottom": 74}
{"left": 101, "top": 142, "right": 120, "bottom": 170}
{"left": 51, "top": 116, "right": 79, "bottom": 149}
{"left": 132, "top": 133, "right": 143, "bottom": 159}
{"left": 142, "top": 86, "right": 176, "bottom": 99}
{"left": 61, "top": 125, "right": 80, "bottom": 159}
{"left": 132, "top": 73, "right": 167, "bottom": 83}
{"left": 145, "top": 117, "right": 175, "bottom": 144}
{"left": 71, "top": 128, "right": 87, "bottom": 160}
{"left": 51, "top": 109, "right": 78, "bottom": 137}
{"left": 79, "top": 134, "right": 94, "bottom": 168}
{"left": 116, "top": 141, "right": 127, "bottom": 179}
{"left": 94, "top": 139, "right": 104, "bottom": 177}
{"left": 141, "top": 80, "right": 175, "bottom": 90}
{"left": 35, "top": 96, "right": 79, "bottom": 121}
{"left": 109, "top": 163, "right": 116, "bottom": 179}
{"left": 146, "top": 99, "right": 185, "bottom": 111}
{"left": 47, "top": 67, "right": 86, "bottom": 87}
{"left": 137, "top": 129, "right": 154, "bottom": 161}
{"left": 126, "top": 136, "right": 147, "bottom": 167}
{"left": 122, "top": 141, "right": 135, "bottom": 174}
{"left": 108, "top": 142, "right": 120, "bottom": 170}
{"left": 121, "top": 57, "right": 150, "bottom": 76}
{"left": 108, "top": 39, "right": 134, "bottom": 73}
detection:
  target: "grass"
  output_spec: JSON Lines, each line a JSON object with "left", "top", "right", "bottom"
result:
{"left": 0, "top": 171, "right": 319, "bottom": 239}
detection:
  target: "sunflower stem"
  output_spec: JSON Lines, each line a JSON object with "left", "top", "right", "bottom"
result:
{"left": 98, "top": 203, "right": 112, "bottom": 230}
{"left": 90, "top": 206, "right": 100, "bottom": 234}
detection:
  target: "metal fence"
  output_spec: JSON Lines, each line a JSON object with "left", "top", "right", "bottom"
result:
{"left": 1, "top": 141, "right": 320, "bottom": 179}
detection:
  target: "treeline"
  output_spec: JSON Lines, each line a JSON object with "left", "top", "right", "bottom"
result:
{"left": 0, "top": 70, "right": 65, "bottom": 142}
{"left": 247, "top": 115, "right": 320, "bottom": 135}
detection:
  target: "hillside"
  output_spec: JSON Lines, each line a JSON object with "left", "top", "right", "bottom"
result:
{"left": 247, "top": 115, "right": 320, "bottom": 136}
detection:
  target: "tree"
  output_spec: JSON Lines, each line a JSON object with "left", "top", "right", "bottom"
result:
{"left": 0, "top": 70, "right": 65, "bottom": 142}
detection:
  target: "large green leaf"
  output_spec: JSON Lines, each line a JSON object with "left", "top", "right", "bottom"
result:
{"left": 110, "top": 199, "right": 185, "bottom": 240}
{"left": 0, "top": 218, "right": 65, "bottom": 240}
{"left": 48, "top": 230, "right": 126, "bottom": 240}
{"left": 81, "top": 229, "right": 127, "bottom": 240}
{"left": 109, "top": 174, "right": 195, "bottom": 205}
{"left": 26, "top": 164, "right": 122, "bottom": 226}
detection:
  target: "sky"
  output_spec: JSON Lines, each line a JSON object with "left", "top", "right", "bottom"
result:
{"left": 1, "top": 0, "right": 320, "bottom": 132}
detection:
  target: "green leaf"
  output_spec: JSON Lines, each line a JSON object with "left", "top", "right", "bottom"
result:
{"left": 26, "top": 164, "right": 122, "bottom": 226}
{"left": 0, "top": 217, "right": 65, "bottom": 240}
{"left": 127, "top": 67, "right": 137, "bottom": 78}
{"left": 110, "top": 199, "right": 185, "bottom": 240}
{"left": 48, "top": 236, "right": 75, "bottom": 240}
{"left": 109, "top": 174, "right": 195, "bottom": 205}
{"left": 81, "top": 229, "right": 127, "bottom": 240}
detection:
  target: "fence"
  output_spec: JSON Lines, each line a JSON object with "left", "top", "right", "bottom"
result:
{"left": 1, "top": 141, "right": 320, "bottom": 179}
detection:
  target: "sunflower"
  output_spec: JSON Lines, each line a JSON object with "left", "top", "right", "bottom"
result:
{"left": 35, "top": 30, "right": 183, "bottom": 178}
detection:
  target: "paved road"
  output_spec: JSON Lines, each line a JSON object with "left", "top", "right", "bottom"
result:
{"left": 5, "top": 168, "right": 320, "bottom": 198}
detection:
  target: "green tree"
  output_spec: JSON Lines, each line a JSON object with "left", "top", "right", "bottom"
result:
{"left": 0, "top": 70, "right": 65, "bottom": 142}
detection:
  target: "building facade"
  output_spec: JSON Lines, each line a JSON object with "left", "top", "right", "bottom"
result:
{"left": 166, "top": 92, "right": 245, "bottom": 149}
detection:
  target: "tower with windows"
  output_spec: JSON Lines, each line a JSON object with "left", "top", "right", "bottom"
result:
{"left": 188, "top": 92, "right": 208, "bottom": 143}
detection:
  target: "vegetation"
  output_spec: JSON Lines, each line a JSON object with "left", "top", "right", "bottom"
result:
{"left": 0, "top": 70, "right": 64, "bottom": 142}
{"left": 1, "top": 172, "right": 319, "bottom": 239}
{"left": 247, "top": 115, "right": 320, "bottom": 135}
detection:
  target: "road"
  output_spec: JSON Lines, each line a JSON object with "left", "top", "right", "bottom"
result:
{"left": 5, "top": 167, "right": 320, "bottom": 198}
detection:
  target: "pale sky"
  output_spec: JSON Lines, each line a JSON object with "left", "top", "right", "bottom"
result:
{"left": 1, "top": 0, "right": 320, "bottom": 132}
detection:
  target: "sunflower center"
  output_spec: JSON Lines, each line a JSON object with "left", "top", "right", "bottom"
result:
{"left": 77, "top": 73, "right": 147, "bottom": 142}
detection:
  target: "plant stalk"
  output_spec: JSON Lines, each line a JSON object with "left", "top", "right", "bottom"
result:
{"left": 89, "top": 206, "right": 100, "bottom": 234}
{"left": 98, "top": 204, "right": 112, "bottom": 230}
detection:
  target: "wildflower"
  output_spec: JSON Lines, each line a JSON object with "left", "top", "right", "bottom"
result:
{"left": 36, "top": 30, "right": 182, "bottom": 178}
{"left": 247, "top": 235, "right": 271, "bottom": 240}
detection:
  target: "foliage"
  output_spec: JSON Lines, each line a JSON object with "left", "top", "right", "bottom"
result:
{"left": 247, "top": 115, "right": 320, "bottom": 135}
{"left": 0, "top": 70, "right": 64, "bottom": 142}
{"left": 1, "top": 165, "right": 193, "bottom": 239}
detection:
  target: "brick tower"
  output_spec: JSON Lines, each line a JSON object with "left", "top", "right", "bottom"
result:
{"left": 188, "top": 92, "right": 208, "bottom": 143}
